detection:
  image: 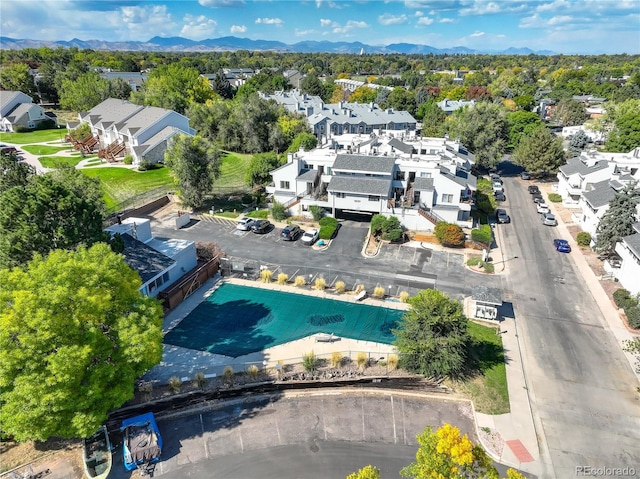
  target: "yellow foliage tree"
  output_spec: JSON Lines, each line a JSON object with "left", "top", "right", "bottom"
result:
{"left": 346, "top": 465, "right": 380, "bottom": 479}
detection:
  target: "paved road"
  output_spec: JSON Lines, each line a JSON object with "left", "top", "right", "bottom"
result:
{"left": 498, "top": 171, "right": 640, "bottom": 478}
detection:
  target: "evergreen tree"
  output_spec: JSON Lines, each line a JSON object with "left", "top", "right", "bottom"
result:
{"left": 512, "top": 125, "right": 565, "bottom": 175}
{"left": 595, "top": 183, "right": 640, "bottom": 256}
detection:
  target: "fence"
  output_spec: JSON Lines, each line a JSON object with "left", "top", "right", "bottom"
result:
{"left": 107, "top": 186, "right": 174, "bottom": 215}
{"left": 158, "top": 257, "right": 220, "bottom": 311}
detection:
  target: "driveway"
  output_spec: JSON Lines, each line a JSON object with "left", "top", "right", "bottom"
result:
{"left": 498, "top": 171, "right": 640, "bottom": 478}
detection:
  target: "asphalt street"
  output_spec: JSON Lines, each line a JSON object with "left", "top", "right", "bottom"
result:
{"left": 498, "top": 169, "right": 640, "bottom": 478}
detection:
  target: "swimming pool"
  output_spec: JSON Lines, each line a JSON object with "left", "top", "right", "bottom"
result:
{"left": 163, "top": 283, "right": 404, "bottom": 357}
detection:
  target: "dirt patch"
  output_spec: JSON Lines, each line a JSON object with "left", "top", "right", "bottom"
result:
{"left": 0, "top": 438, "right": 81, "bottom": 474}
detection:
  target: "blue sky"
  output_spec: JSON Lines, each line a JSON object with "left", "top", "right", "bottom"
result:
{"left": 1, "top": 0, "right": 639, "bottom": 54}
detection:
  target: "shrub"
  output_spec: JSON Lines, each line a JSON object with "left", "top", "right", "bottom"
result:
{"left": 481, "top": 261, "right": 495, "bottom": 273}
{"left": 331, "top": 351, "right": 343, "bottom": 368}
{"left": 241, "top": 194, "right": 253, "bottom": 205}
{"left": 399, "top": 291, "right": 410, "bottom": 303}
{"left": 613, "top": 288, "right": 632, "bottom": 308}
{"left": 260, "top": 269, "right": 273, "bottom": 283}
{"left": 123, "top": 155, "right": 133, "bottom": 165}
{"left": 271, "top": 201, "right": 287, "bottom": 221}
{"left": 168, "top": 376, "right": 183, "bottom": 393}
{"left": 222, "top": 366, "right": 235, "bottom": 385}
{"left": 373, "top": 285, "right": 386, "bottom": 298}
{"left": 193, "top": 372, "right": 207, "bottom": 390}
{"left": 277, "top": 273, "right": 289, "bottom": 285}
{"left": 434, "top": 221, "right": 465, "bottom": 247}
{"left": 381, "top": 216, "right": 403, "bottom": 242}
{"left": 356, "top": 352, "right": 368, "bottom": 370}
{"left": 247, "top": 209, "right": 269, "bottom": 219}
{"left": 303, "top": 351, "right": 318, "bottom": 372}
{"left": 354, "top": 284, "right": 365, "bottom": 294}
{"left": 626, "top": 304, "right": 640, "bottom": 329}
{"left": 577, "top": 232, "right": 591, "bottom": 247}
{"left": 319, "top": 216, "right": 338, "bottom": 227}
{"left": 335, "top": 280, "right": 346, "bottom": 293}
{"left": 295, "top": 275, "right": 306, "bottom": 287}
{"left": 310, "top": 205, "right": 325, "bottom": 221}
{"left": 548, "top": 193, "right": 562, "bottom": 203}
{"left": 137, "top": 381, "right": 153, "bottom": 399}
{"left": 314, "top": 277, "right": 326, "bottom": 290}
{"left": 387, "top": 354, "right": 398, "bottom": 370}
{"left": 471, "top": 224, "right": 493, "bottom": 245}
{"left": 319, "top": 216, "right": 339, "bottom": 240}
{"left": 138, "top": 159, "right": 161, "bottom": 171}
{"left": 246, "top": 364, "right": 259, "bottom": 380}
{"left": 371, "top": 214, "right": 386, "bottom": 236}
{"left": 467, "top": 256, "right": 482, "bottom": 266}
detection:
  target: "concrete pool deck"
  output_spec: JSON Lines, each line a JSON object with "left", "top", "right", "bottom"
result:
{"left": 143, "top": 275, "right": 407, "bottom": 384}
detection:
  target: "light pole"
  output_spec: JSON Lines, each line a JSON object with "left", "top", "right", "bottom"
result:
{"left": 388, "top": 285, "right": 392, "bottom": 298}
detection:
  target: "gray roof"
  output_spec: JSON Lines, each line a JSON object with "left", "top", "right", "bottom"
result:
{"left": 471, "top": 285, "right": 502, "bottom": 305}
{"left": 440, "top": 167, "right": 477, "bottom": 189}
{"left": 388, "top": 138, "right": 415, "bottom": 154}
{"left": 305, "top": 100, "right": 416, "bottom": 127}
{"left": 632, "top": 222, "right": 640, "bottom": 234}
{"left": 296, "top": 169, "right": 319, "bottom": 181}
{"left": 622, "top": 232, "right": 640, "bottom": 260}
{"left": 328, "top": 176, "right": 392, "bottom": 196}
{"left": 116, "top": 106, "right": 171, "bottom": 134}
{"left": 332, "top": 154, "right": 396, "bottom": 174}
{"left": 5, "top": 102, "right": 33, "bottom": 122}
{"left": 121, "top": 233, "right": 175, "bottom": 283}
{"left": 582, "top": 182, "right": 616, "bottom": 208}
{"left": 413, "top": 177, "right": 434, "bottom": 191}
{"left": 559, "top": 158, "right": 608, "bottom": 177}
{"left": 80, "top": 98, "right": 143, "bottom": 126}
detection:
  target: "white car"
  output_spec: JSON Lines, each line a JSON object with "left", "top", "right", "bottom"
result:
{"left": 537, "top": 203, "right": 550, "bottom": 214}
{"left": 236, "top": 217, "right": 255, "bottom": 231}
{"left": 300, "top": 228, "right": 319, "bottom": 245}
{"left": 492, "top": 182, "right": 504, "bottom": 193}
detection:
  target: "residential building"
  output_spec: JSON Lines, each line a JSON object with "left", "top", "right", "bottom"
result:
{"left": 437, "top": 98, "right": 475, "bottom": 115}
{"left": 105, "top": 217, "right": 197, "bottom": 297}
{"left": 561, "top": 124, "right": 607, "bottom": 144}
{"left": 73, "top": 98, "right": 195, "bottom": 164}
{"left": 556, "top": 155, "right": 614, "bottom": 208}
{"left": 615, "top": 223, "right": 640, "bottom": 296}
{"left": 0, "top": 90, "right": 58, "bottom": 132}
{"left": 334, "top": 78, "right": 393, "bottom": 93}
{"left": 267, "top": 133, "right": 476, "bottom": 230}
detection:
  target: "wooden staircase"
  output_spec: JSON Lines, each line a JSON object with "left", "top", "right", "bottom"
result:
{"left": 98, "top": 140, "right": 126, "bottom": 163}
{"left": 418, "top": 207, "right": 445, "bottom": 225}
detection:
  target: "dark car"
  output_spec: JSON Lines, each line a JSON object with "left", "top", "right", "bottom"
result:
{"left": 251, "top": 219, "right": 272, "bottom": 234}
{"left": 496, "top": 209, "right": 511, "bottom": 224}
{"left": 281, "top": 224, "right": 302, "bottom": 241}
{"left": 528, "top": 185, "right": 540, "bottom": 194}
{"left": 532, "top": 194, "right": 544, "bottom": 204}
{"left": 494, "top": 191, "right": 506, "bottom": 202}
{"left": 521, "top": 171, "right": 531, "bottom": 180}
{"left": 554, "top": 239, "right": 571, "bottom": 253}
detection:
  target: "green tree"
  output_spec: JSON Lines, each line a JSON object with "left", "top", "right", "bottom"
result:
{"left": 0, "top": 168, "right": 106, "bottom": 269}
{"left": 605, "top": 110, "right": 640, "bottom": 152}
{"left": 506, "top": 110, "right": 543, "bottom": 150}
{"left": 211, "top": 68, "right": 234, "bottom": 99}
{"left": 594, "top": 183, "right": 639, "bottom": 256}
{"left": 0, "top": 62, "right": 37, "bottom": 99}
{"left": 245, "top": 152, "right": 284, "bottom": 187}
{"left": 164, "top": 134, "right": 220, "bottom": 209}
{"left": 512, "top": 125, "right": 565, "bottom": 175}
{"left": 0, "top": 152, "right": 34, "bottom": 193}
{"left": 553, "top": 98, "right": 588, "bottom": 126}
{"left": 393, "top": 289, "right": 469, "bottom": 379}
{"left": 286, "top": 132, "right": 318, "bottom": 153}
{"left": 434, "top": 221, "right": 465, "bottom": 247}
{"left": 346, "top": 465, "right": 381, "bottom": 479}
{"left": 349, "top": 86, "right": 377, "bottom": 104}
{"left": 0, "top": 244, "right": 164, "bottom": 441}
{"left": 569, "top": 129, "right": 589, "bottom": 155}
{"left": 446, "top": 102, "right": 508, "bottom": 169}
{"left": 60, "top": 71, "right": 112, "bottom": 112}
{"left": 400, "top": 424, "right": 496, "bottom": 479}
{"left": 417, "top": 99, "right": 446, "bottom": 137}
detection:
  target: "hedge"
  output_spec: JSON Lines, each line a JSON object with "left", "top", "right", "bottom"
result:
{"left": 576, "top": 232, "right": 591, "bottom": 246}
{"left": 471, "top": 224, "right": 492, "bottom": 245}
{"left": 613, "top": 288, "right": 640, "bottom": 328}
{"left": 319, "top": 216, "right": 338, "bottom": 240}
{"left": 247, "top": 209, "right": 269, "bottom": 219}
{"left": 548, "top": 193, "right": 562, "bottom": 203}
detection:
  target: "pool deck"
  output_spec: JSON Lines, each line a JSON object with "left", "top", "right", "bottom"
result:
{"left": 143, "top": 275, "right": 407, "bottom": 384}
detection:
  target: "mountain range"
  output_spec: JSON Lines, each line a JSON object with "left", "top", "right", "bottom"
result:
{"left": 0, "top": 35, "right": 556, "bottom": 55}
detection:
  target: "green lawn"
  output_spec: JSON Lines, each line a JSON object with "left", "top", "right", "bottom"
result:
{"left": 82, "top": 166, "right": 175, "bottom": 211}
{"left": 0, "top": 128, "right": 68, "bottom": 144}
{"left": 449, "top": 321, "right": 509, "bottom": 414}
{"left": 214, "top": 151, "right": 252, "bottom": 192}
{"left": 39, "top": 156, "right": 84, "bottom": 168}
{"left": 21, "top": 144, "right": 73, "bottom": 155}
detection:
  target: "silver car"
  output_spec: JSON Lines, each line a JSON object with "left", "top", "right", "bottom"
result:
{"left": 236, "top": 217, "right": 255, "bottom": 231}
{"left": 542, "top": 213, "right": 557, "bottom": 226}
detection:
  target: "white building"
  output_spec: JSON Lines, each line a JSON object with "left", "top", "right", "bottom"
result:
{"left": 615, "top": 223, "right": 640, "bottom": 296}
{"left": 105, "top": 217, "right": 198, "bottom": 297}
{"left": 0, "top": 90, "right": 58, "bottom": 132}
{"left": 267, "top": 133, "right": 477, "bottom": 230}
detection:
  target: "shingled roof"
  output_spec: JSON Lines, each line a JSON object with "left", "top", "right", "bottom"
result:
{"left": 332, "top": 154, "right": 396, "bottom": 174}
{"left": 328, "top": 176, "right": 392, "bottom": 196}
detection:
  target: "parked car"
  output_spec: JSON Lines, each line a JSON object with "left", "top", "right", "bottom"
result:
{"left": 537, "top": 203, "right": 550, "bottom": 214}
{"left": 520, "top": 171, "right": 531, "bottom": 180}
{"left": 281, "top": 224, "right": 302, "bottom": 241}
{"left": 528, "top": 185, "right": 540, "bottom": 194}
{"left": 300, "top": 228, "right": 319, "bottom": 245}
{"left": 251, "top": 219, "right": 272, "bottom": 234}
{"left": 492, "top": 182, "right": 504, "bottom": 193}
{"left": 490, "top": 173, "right": 502, "bottom": 183}
{"left": 236, "top": 217, "right": 255, "bottom": 231}
{"left": 542, "top": 213, "right": 557, "bottom": 226}
{"left": 496, "top": 209, "right": 511, "bottom": 224}
{"left": 553, "top": 239, "right": 571, "bottom": 253}
{"left": 494, "top": 191, "right": 506, "bottom": 202}
{"left": 532, "top": 193, "right": 544, "bottom": 203}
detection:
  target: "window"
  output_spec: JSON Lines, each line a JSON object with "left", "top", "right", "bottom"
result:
{"left": 419, "top": 172, "right": 432, "bottom": 178}
{"left": 368, "top": 195, "right": 379, "bottom": 202}
{"left": 442, "top": 194, "right": 454, "bottom": 203}
{"left": 280, "top": 181, "right": 290, "bottom": 189}
{"left": 335, "top": 192, "right": 345, "bottom": 198}
{"left": 326, "top": 167, "right": 332, "bottom": 175}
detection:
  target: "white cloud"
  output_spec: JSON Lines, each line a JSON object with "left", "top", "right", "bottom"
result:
{"left": 459, "top": 1, "right": 501, "bottom": 16}
{"left": 320, "top": 18, "right": 338, "bottom": 27}
{"left": 519, "top": 13, "right": 543, "bottom": 28}
{"left": 439, "top": 17, "right": 455, "bottom": 23}
{"left": 417, "top": 16, "right": 434, "bottom": 26}
{"left": 255, "top": 17, "right": 284, "bottom": 25}
{"left": 315, "top": 0, "right": 347, "bottom": 8}
{"left": 198, "top": 0, "right": 245, "bottom": 7}
{"left": 295, "top": 29, "right": 317, "bottom": 36}
{"left": 180, "top": 14, "right": 217, "bottom": 40}
{"left": 230, "top": 25, "right": 247, "bottom": 33}
{"left": 379, "top": 13, "right": 408, "bottom": 26}
{"left": 536, "top": 0, "right": 571, "bottom": 13}
{"left": 470, "top": 31, "right": 485, "bottom": 37}
{"left": 548, "top": 15, "right": 572, "bottom": 25}
{"left": 119, "top": 5, "right": 178, "bottom": 39}
{"left": 415, "top": 10, "right": 424, "bottom": 16}
{"left": 332, "top": 20, "right": 368, "bottom": 34}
